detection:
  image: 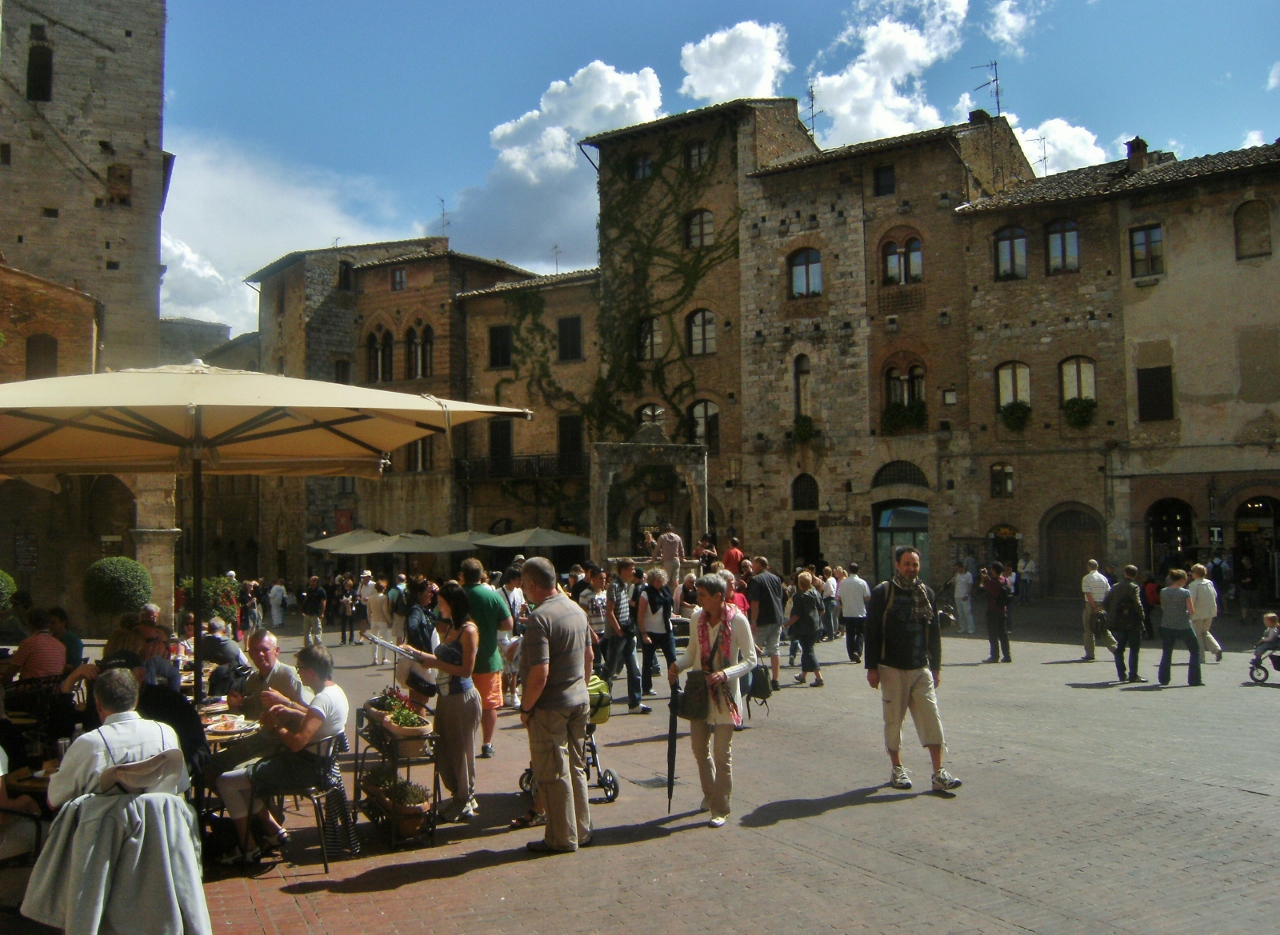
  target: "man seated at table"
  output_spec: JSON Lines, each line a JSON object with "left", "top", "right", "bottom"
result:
{"left": 48, "top": 607, "right": 85, "bottom": 672}
{"left": 48, "top": 668, "right": 189, "bottom": 809}
{"left": 0, "top": 609, "right": 67, "bottom": 682}
{"left": 206, "top": 630, "right": 306, "bottom": 782}
{"left": 132, "top": 612, "right": 182, "bottom": 693}
{"left": 200, "top": 617, "right": 250, "bottom": 668}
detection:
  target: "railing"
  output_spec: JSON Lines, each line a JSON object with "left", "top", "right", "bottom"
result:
{"left": 454, "top": 452, "right": 589, "bottom": 482}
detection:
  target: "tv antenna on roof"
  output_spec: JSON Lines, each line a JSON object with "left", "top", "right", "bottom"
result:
{"left": 804, "top": 81, "right": 825, "bottom": 139}
{"left": 971, "top": 60, "right": 1002, "bottom": 116}
{"left": 552, "top": 244, "right": 563, "bottom": 274}
{"left": 437, "top": 197, "right": 451, "bottom": 228}
{"left": 1030, "top": 134, "right": 1048, "bottom": 176}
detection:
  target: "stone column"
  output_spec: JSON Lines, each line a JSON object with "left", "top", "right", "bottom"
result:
{"left": 589, "top": 447, "right": 614, "bottom": 561}
{"left": 131, "top": 527, "right": 182, "bottom": 627}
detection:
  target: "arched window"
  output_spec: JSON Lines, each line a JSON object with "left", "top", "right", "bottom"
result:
{"left": 380, "top": 331, "right": 394, "bottom": 382}
{"left": 905, "top": 238, "right": 923, "bottom": 282}
{"left": 687, "top": 309, "right": 716, "bottom": 356}
{"left": 638, "top": 317, "right": 662, "bottom": 361}
{"left": 25, "top": 333, "right": 57, "bottom": 379}
{"left": 789, "top": 248, "right": 822, "bottom": 297}
{"left": 1235, "top": 200, "right": 1272, "bottom": 259}
{"left": 685, "top": 210, "right": 714, "bottom": 248}
{"left": 990, "top": 463, "right": 1015, "bottom": 498}
{"left": 871, "top": 461, "right": 930, "bottom": 488}
{"left": 886, "top": 364, "right": 925, "bottom": 405}
{"left": 882, "top": 241, "right": 900, "bottom": 285}
{"left": 793, "top": 354, "right": 810, "bottom": 419}
{"left": 792, "top": 474, "right": 820, "bottom": 511}
{"left": 405, "top": 328, "right": 420, "bottom": 379}
{"left": 995, "top": 226, "right": 1028, "bottom": 280}
{"left": 689, "top": 400, "right": 720, "bottom": 455}
{"left": 1046, "top": 219, "right": 1080, "bottom": 273}
{"left": 637, "top": 403, "right": 663, "bottom": 425}
{"left": 26, "top": 44, "right": 52, "bottom": 102}
{"left": 365, "top": 333, "right": 379, "bottom": 382}
{"left": 1060, "top": 356, "right": 1096, "bottom": 402}
{"left": 995, "top": 361, "right": 1030, "bottom": 407}
{"left": 419, "top": 325, "right": 434, "bottom": 377}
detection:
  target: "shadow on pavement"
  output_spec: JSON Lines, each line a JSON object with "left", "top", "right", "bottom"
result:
{"left": 1066, "top": 681, "right": 1119, "bottom": 689}
{"left": 1041, "top": 658, "right": 1094, "bottom": 665}
{"left": 739, "top": 785, "right": 915, "bottom": 828}
{"left": 604, "top": 732, "right": 683, "bottom": 748}
{"left": 282, "top": 847, "right": 532, "bottom": 894}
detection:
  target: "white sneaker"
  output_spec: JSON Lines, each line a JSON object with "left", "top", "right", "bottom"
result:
{"left": 889, "top": 765, "right": 913, "bottom": 789}
{"left": 708, "top": 816, "right": 726, "bottom": 828}
{"left": 932, "top": 768, "right": 962, "bottom": 792}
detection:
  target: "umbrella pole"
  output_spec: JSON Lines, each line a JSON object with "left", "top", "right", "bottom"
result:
{"left": 192, "top": 418, "right": 205, "bottom": 703}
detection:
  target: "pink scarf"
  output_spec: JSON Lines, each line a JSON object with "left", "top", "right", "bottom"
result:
{"left": 697, "top": 603, "right": 741, "bottom": 727}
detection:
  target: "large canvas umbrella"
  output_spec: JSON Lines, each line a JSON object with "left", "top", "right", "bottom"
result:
{"left": 0, "top": 362, "right": 527, "bottom": 699}
{"left": 307, "top": 528, "right": 385, "bottom": 552}
{"left": 327, "top": 532, "right": 473, "bottom": 555}
{"left": 475, "top": 527, "right": 591, "bottom": 548}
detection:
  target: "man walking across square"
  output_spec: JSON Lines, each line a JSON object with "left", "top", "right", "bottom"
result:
{"left": 951, "top": 561, "right": 975, "bottom": 635}
{"left": 1105, "top": 564, "right": 1148, "bottom": 683}
{"left": 838, "top": 562, "right": 871, "bottom": 662}
{"left": 865, "top": 546, "right": 961, "bottom": 793}
{"left": 461, "top": 558, "right": 513, "bottom": 759}
{"left": 300, "top": 576, "right": 326, "bottom": 648}
{"left": 746, "top": 556, "right": 786, "bottom": 692}
{"left": 518, "top": 558, "right": 593, "bottom": 853}
{"left": 656, "top": 524, "right": 685, "bottom": 586}
{"left": 1081, "top": 559, "right": 1117, "bottom": 661}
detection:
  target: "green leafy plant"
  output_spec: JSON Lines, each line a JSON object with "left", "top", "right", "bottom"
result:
{"left": 83, "top": 557, "right": 153, "bottom": 615}
{"left": 388, "top": 778, "right": 430, "bottom": 808}
{"left": 365, "top": 763, "right": 399, "bottom": 790}
{"left": 999, "top": 400, "right": 1032, "bottom": 432}
{"left": 792, "top": 415, "right": 816, "bottom": 444}
{"left": 388, "top": 706, "right": 428, "bottom": 729}
{"left": 1063, "top": 396, "right": 1097, "bottom": 429}
{"left": 0, "top": 568, "right": 15, "bottom": 612}
{"left": 178, "top": 576, "right": 237, "bottom": 624}
{"left": 881, "top": 400, "right": 928, "bottom": 435}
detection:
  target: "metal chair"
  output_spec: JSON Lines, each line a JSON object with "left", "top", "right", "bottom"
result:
{"left": 258, "top": 733, "right": 358, "bottom": 873}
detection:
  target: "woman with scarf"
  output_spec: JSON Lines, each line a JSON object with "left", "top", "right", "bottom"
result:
{"left": 638, "top": 568, "right": 675, "bottom": 697}
{"left": 668, "top": 574, "right": 757, "bottom": 828}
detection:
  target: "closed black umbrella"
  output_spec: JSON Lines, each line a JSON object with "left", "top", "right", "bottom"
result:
{"left": 666, "top": 683, "right": 680, "bottom": 812}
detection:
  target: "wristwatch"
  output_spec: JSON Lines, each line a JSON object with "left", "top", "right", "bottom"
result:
{"left": 519, "top": 706, "right": 534, "bottom": 715}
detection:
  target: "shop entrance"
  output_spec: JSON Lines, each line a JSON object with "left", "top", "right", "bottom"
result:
{"left": 1236, "top": 496, "right": 1280, "bottom": 601}
{"left": 875, "top": 501, "right": 929, "bottom": 583}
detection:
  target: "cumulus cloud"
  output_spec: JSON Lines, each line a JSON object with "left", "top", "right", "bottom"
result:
{"left": 161, "top": 131, "right": 417, "bottom": 335}
{"left": 678, "top": 21, "right": 792, "bottom": 102}
{"left": 1243, "top": 129, "right": 1266, "bottom": 148}
{"left": 986, "top": 0, "right": 1045, "bottom": 56}
{"left": 434, "top": 61, "right": 662, "bottom": 272}
{"left": 811, "top": 0, "right": 968, "bottom": 146}
{"left": 1268, "top": 61, "right": 1280, "bottom": 91}
{"left": 1008, "top": 115, "right": 1108, "bottom": 175}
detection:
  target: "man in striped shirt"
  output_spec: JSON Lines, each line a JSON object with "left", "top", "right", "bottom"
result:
{"left": 0, "top": 609, "right": 67, "bottom": 680}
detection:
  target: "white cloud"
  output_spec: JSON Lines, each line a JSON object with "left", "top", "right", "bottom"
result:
{"left": 950, "top": 91, "right": 976, "bottom": 123}
{"left": 1243, "top": 129, "right": 1266, "bottom": 148}
{"left": 811, "top": 0, "right": 969, "bottom": 146}
{"left": 986, "top": 0, "right": 1045, "bottom": 56}
{"left": 434, "top": 61, "right": 662, "bottom": 273}
{"left": 678, "top": 21, "right": 792, "bottom": 103}
{"left": 1268, "top": 61, "right": 1280, "bottom": 91}
{"left": 1008, "top": 114, "right": 1107, "bottom": 175}
{"left": 161, "top": 131, "right": 417, "bottom": 335}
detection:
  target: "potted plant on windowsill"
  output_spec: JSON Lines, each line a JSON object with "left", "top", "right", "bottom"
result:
{"left": 999, "top": 400, "right": 1032, "bottom": 432}
{"left": 1063, "top": 396, "right": 1097, "bottom": 429}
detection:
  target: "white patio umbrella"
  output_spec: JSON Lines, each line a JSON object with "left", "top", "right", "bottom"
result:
{"left": 0, "top": 362, "right": 529, "bottom": 698}
{"left": 307, "top": 528, "right": 386, "bottom": 552}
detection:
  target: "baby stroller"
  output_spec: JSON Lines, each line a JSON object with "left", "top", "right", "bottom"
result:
{"left": 518, "top": 674, "right": 620, "bottom": 803}
{"left": 1248, "top": 633, "right": 1280, "bottom": 683}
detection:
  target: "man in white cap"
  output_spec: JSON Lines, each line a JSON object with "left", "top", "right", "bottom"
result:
{"left": 356, "top": 570, "right": 376, "bottom": 645}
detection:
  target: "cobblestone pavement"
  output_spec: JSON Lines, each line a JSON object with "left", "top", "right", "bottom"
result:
{"left": 19, "top": 606, "right": 1280, "bottom": 934}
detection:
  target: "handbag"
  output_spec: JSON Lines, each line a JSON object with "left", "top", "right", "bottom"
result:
{"left": 677, "top": 669, "right": 709, "bottom": 720}
{"left": 1091, "top": 609, "right": 1109, "bottom": 638}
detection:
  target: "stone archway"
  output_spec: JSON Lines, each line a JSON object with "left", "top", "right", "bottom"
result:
{"left": 590, "top": 422, "right": 707, "bottom": 560}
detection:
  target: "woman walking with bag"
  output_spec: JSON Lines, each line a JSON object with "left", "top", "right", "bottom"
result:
{"left": 668, "top": 574, "right": 757, "bottom": 828}
{"left": 638, "top": 568, "right": 675, "bottom": 698}
{"left": 788, "top": 571, "right": 825, "bottom": 687}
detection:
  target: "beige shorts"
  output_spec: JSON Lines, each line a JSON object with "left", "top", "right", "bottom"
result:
{"left": 472, "top": 671, "right": 504, "bottom": 710}
{"left": 879, "top": 665, "right": 944, "bottom": 753}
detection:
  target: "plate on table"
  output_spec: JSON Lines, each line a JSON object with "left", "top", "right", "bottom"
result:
{"left": 205, "top": 714, "right": 254, "bottom": 736}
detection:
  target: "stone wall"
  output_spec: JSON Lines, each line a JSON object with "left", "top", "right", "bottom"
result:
{"left": 158, "top": 316, "right": 229, "bottom": 365}
{"left": 0, "top": 263, "right": 99, "bottom": 378}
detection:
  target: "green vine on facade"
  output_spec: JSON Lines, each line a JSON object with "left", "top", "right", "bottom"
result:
{"left": 1062, "top": 396, "right": 1097, "bottom": 429}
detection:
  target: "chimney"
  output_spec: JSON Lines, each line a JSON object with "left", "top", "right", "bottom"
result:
{"left": 1126, "top": 137, "right": 1149, "bottom": 173}
{"left": 968, "top": 109, "right": 992, "bottom": 125}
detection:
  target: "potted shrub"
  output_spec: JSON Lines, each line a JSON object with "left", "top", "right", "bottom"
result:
{"left": 1063, "top": 396, "right": 1097, "bottom": 429}
{"left": 360, "top": 763, "right": 399, "bottom": 803}
{"left": 999, "top": 400, "right": 1032, "bottom": 432}
{"left": 84, "top": 557, "right": 153, "bottom": 630}
{"left": 178, "top": 576, "right": 238, "bottom": 624}
{"left": 384, "top": 704, "right": 432, "bottom": 756}
{"left": 389, "top": 779, "right": 431, "bottom": 837}
{"left": 0, "top": 567, "right": 15, "bottom": 614}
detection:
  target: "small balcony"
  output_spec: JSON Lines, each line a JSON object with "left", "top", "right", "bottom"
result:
{"left": 454, "top": 452, "right": 589, "bottom": 482}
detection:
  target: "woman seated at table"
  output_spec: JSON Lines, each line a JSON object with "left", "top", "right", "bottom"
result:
{"left": 399, "top": 581, "right": 480, "bottom": 823}
{"left": 215, "top": 643, "right": 348, "bottom": 864}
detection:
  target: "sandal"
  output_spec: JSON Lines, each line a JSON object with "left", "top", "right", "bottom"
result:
{"left": 509, "top": 809, "right": 546, "bottom": 829}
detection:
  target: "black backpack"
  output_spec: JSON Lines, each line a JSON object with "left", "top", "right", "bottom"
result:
{"left": 745, "top": 663, "right": 772, "bottom": 718}
{"left": 390, "top": 584, "right": 409, "bottom": 618}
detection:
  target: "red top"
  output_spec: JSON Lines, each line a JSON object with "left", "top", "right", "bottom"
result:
{"left": 722, "top": 547, "right": 745, "bottom": 575}
{"left": 8, "top": 631, "right": 67, "bottom": 679}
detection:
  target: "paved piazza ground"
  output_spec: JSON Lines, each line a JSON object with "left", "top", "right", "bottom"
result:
{"left": 17, "top": 603, "right": 1280, "bottom": 934}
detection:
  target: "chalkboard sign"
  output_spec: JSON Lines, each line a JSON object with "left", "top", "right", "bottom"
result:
{"left": 14, "top": 534, "right": 36, "bottom": 572}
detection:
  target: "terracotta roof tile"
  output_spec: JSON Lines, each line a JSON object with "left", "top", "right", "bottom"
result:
{"left": 456, "top": 268, "right": 600, "bottom": 300}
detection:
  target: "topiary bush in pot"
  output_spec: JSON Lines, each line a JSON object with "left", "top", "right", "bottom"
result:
{"left": 83, "top": 556, "right": 153, "bottom": 616}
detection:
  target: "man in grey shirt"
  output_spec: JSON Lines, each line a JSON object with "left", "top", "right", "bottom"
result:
{"left": 518, "top": 557, "right": 593, "bottom": 853}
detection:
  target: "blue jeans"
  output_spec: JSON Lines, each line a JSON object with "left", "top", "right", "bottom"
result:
{"left": 822, "top": 598, "right": 839, "bottom": 639}
{"left": 797, "top": 632, "right": 820, "bottom": 674}
{"left": 604, "top": 630, "right": 642, "bottom": 707}
{"left": 640, "top": 630, "right": 676, "bottom": 693}
{"left": 1158, "top": 628, "right": 1202, "bottom": 686}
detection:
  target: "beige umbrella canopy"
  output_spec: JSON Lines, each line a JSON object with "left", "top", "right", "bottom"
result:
{"left": 0, "top": 362, "right": 528, "bottom": 698}
{"left": 307, "top": 528, "right": 386, "bottom": 552}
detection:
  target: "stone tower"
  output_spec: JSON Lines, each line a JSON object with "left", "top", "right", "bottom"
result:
{"left": 0, "top": 0, "right": 166, "bottom": 369}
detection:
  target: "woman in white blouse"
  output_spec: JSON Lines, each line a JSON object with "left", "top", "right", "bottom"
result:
{"left": 668, "top": 573, "right": 757, "bottom": 827}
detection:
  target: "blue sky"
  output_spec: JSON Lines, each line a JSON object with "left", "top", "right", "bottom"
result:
{"left": 159, "top": 0, "right": 1280, "bottom": 334}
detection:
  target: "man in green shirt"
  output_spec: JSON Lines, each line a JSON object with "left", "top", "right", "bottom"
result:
{"left": 460, "top": 558, "right": 513, "bottom": 758}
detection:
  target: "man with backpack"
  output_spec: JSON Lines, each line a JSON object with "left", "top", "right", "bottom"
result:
{"left": 1105, "top": 565, "right": 1148, "bottom": 682}
{"left": 865, "top": 545, "right": 961, "bottom": 793}
{"left": 980, "top": 562, "right": 1014, "bottom": 663}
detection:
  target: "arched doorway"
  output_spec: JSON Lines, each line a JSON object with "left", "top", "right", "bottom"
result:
{"left": 792, "top": 521, "right": 821, "bottom": 569}
{"left": 988, "top": 524, "right": 1020, "bottom": 567}
{"left": 1236, "top": 496, "right": 1280, "bottom": 601}
{"left": 1146, "top": 498, "right": 1194, "bottom": 574}
{"left": 1044, "top": 507, "right": 1102, "bottom": 596}
{"left": 874, "top": 500, "right": 929, "bottom": 583}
